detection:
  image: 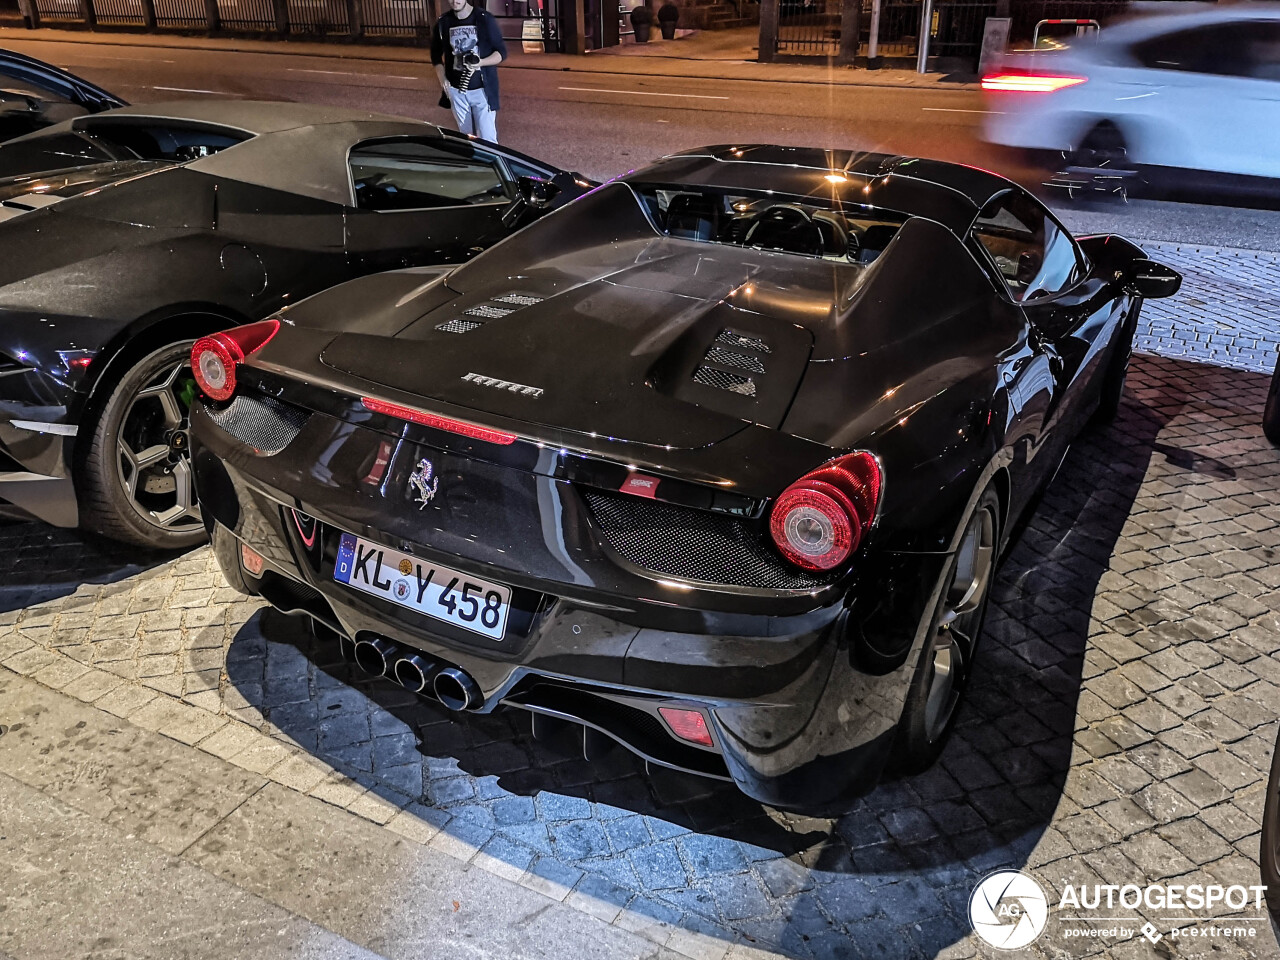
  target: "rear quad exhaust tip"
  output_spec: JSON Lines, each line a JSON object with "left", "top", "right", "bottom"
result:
{"left": 392, "top": 654, "right": 439, "bottom": 694}
{"left": 433, "top": 666, "right": 482, "bottom": 712}
{"left": 353, "top": 636, "right": 398, "bottom": 677}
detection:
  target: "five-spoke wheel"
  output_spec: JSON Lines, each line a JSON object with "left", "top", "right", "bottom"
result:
{"left": 79, "top": 339, "right": 207, "bottom": 550}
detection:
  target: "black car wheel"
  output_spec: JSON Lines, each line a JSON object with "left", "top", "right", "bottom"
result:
{"left": 895, "top": 485, "right": 1000, "bottom": 773}
{"left": 1263, "top": 727, "right": 1280, "bottom": 919}
{"left": 79, "top": 340, "right": 206, "bottom": 550}
{"left": 1264, "top": 350, "right": 1280, "bottom": 447}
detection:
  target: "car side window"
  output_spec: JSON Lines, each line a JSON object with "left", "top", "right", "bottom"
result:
{"left": 972, "top": 192, "right": 1084, "bottom": 302}
{"left": 350, "top": 139, "right": 513, "bottom": 211}
{"left": 1130, "top": 22, "right": 1267, "bottom": 79}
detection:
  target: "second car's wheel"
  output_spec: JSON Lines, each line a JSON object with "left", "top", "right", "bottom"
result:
{"left": 1263, "top": 727, "right": 1280, "bottom": 919}
{"left": 79, "top": 339, "right": 206, "bottom": 550}
{"left": 893, "top": 485, "right": 1001, "bottom": 774}
{"left": 1263, "top": 350, "right": 1280, "bottom": 447}
{"left": 1064, "top": 122, "right": 1143, "bottom": 202}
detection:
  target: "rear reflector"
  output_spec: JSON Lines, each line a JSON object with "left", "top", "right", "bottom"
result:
{"left": 658, "top": 707, "right": 714, "bottom": 747}
{"left": 360, "top": 397, "right": 517, "bottom": 445}
{"left": 981, "top": 72, "right": 1087, "bottom": 93}
{"left": 241, "top": 543, "right": 265, "bottom": 577}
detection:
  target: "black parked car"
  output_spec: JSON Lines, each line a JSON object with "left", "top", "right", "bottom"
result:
{"left": 0, "top": 100, "right": 586, "bottom": 548}
{"left": 1265, "top": 725, "right": 1279, "bottom": 918}
{"left": 190, "top": 146, "right": 1180, "bottom": 812}
{"left": 0, "top": 49, "right": 124, "bottom": 143}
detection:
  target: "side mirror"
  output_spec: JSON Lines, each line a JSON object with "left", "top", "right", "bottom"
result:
{"left": 1127, "top": 259, "right": 1181, "bottom": 299}
{"left": 518, "top": 175, "right": 561, "bottom": 209}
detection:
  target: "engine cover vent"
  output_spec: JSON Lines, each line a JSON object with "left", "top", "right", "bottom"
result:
{"left": 705, "top": 345, "right": 765, "bottom": 374}
{"left": 493, "top": 293, "right": 544, "bottom": 306}
{"left": 464, "top": 304, "right": 516, "bottom": 319}
{"left": 436, "top": 318, "right": 484, "bottom": 334}
{"left": 715, "top": 328, "right": 771, "bottom": 354}
{"left": 693, "top": 366, "right": 756, "bottom": 397}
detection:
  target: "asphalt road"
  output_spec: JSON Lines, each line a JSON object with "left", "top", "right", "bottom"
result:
{"left": 8, "top": 35, "right": 1280, "bottom": 248}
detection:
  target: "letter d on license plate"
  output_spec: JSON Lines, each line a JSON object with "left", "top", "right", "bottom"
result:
{"left": 334, "top": 533, "right": 511, "bottom": 640}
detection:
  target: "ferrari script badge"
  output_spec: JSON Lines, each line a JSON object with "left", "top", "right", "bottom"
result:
{"left": 408, "top": 458, "right": 439, "bottom": 510}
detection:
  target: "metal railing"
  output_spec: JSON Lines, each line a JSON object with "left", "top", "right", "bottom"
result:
{"left": 27, "top": 0, "right": 561, "bottom": 47}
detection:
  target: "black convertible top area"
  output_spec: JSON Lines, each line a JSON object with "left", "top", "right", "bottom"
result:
{"left": 644, "top": 146, "right": 1012, "bottom": 234}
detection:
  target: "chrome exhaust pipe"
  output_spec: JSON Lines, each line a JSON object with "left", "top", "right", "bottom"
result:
{"left": 392, "top": 654, "right": 438, "bottom": 694}
{"left": 432, "top": 666, "right": 482, "bottom": 712}
{"left": 353, "top": 636, "right": 398, "bottom": 677}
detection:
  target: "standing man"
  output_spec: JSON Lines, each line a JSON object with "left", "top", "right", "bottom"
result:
{"left": 432, "top": 0, "right": 508, "bottom": 143}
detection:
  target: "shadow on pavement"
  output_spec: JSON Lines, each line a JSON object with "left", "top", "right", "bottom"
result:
{"left": 0, "top": 522, "right": 181, "bottom": 615}
{"left": 233, "top": 355, "right": 1259, "bottom": 958}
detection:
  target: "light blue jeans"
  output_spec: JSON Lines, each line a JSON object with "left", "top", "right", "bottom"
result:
{"left": 450, "top": 87, "right": 498, "bottom": 143}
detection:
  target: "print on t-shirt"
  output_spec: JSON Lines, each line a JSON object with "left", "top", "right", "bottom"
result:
{"left": 450, "top": 25, "right": 484, "bottom": 90}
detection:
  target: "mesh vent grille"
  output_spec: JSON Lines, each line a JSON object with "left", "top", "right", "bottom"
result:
{"left": 464, "top": 304, "right": 516, "bottom": 319}
{"left": 205, "top": 393, "right": 308, "bottom": 454}
{"left": 494, "top": 293, "right": 544, "bottom": 306}
{"left": 693, "top": 366, "right": 756, "bottom": 397}
{"left": 716, "top": 329, "right": 771, "bottom": 354}
{"left": 705, "top": 345, "right": 766, "bottom": 374}
{"left": 583, "top": 490, "right": 826, "bottom": 590}
{"left": 436, "top": 318, "right": 484, "bottom": 334}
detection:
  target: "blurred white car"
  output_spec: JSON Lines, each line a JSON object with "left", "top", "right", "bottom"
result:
{"left": 982, "top": 6, "right": 1280, "bottom": 195}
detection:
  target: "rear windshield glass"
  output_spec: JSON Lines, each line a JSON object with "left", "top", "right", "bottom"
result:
{"left": 631, "top": 183, "right": 906, "bottom": 263}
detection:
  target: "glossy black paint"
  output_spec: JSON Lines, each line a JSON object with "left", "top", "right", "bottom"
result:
{"left": 0, "top": 49, "right": 125, "bottom": 144}
{"left": 1265, "top": 724, "right": 1280, "bottom": 918}
{"left": 0, "top": 101, "right": 587, "bottom": 527}
{"left": 192, "top": 147, "right": 1178, "bottom": 811}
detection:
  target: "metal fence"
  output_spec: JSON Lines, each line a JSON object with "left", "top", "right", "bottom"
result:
{"left": 28, "top": 0, "right": 560, "bottom": 46}
{"left": 764, "top": 0, "right": 1130, "bottom": 64}
{"left": 775, "top": 0, "right": 839, "bottom": 57}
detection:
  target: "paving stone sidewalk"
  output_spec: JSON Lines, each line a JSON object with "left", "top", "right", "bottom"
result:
{"left": 1, "top": 244, "right": 1279, "bottom": 960}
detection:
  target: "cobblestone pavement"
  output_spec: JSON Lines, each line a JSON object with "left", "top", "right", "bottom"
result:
{"left": 2, "top": 247, "right": 1280, "bottom": 960}
{"left": 1139, "top": 242, "right": 1280, "bottom": 374}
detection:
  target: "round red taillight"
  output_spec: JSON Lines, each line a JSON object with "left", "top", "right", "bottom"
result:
{"left": 190, "top": 319, "right": 280, "bottom": 403}
{"left": 769, "top": 452, "right": 882, "bottom": 572}
{"left": 191, "top": 334, "right": 241, "bottom": 402}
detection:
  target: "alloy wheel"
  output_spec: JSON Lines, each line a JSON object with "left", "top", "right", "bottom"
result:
{"left": 115, "top": 357, "right": 202, "bottom": 534}
{"left": 923, "top": 503, "right": 996, "bottom": 741}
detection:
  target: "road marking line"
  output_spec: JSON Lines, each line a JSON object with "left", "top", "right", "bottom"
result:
{"left": 558, "top": 85, "right": 729, "bottom": 100}
{"left": 289, "top": 68, "right": 420, "bottom": 79}
{"left": 151, "top": 85, "right": 224, "bottom": 94}
{"left": 79, "top": 54, "right": 175, "bottom": 63}
{"left": 922, "top": 107, "right": 1004, "bottom": 114}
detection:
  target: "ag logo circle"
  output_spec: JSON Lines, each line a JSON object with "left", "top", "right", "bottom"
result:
{"left": 393, "top": 578, "right": 412, "bottom": 602}
{"left": 968, "top": 870, "right": 1049, "bottom": 950}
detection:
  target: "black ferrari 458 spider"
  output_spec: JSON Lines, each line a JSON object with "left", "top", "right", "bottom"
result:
{"left": 190, "top": 145, "right": 1181, "bottom": 811}
{"left": 0, "top": 100, "right": 586, "bottom": 548}
{"left": 0, "top": 49, "right": 124, "bottom": 143}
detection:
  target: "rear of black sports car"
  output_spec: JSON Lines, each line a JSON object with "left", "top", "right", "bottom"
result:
{"left": 185, "top": 182, "right": 1008, "bottom": 811}
{"left": 189, "top": 168, "right": 1140, "bottom": 812}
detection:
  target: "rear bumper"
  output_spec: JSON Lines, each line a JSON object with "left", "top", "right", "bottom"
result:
{"left": 192, "top": 404, "right": 946, "bottom": 812}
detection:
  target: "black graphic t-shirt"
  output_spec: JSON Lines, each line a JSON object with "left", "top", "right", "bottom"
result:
{"left": 431, "top": 8, "right": 506, "bottom": 98}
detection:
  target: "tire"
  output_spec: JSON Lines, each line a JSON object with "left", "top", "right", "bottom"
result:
{"left": 1264, "top": 351, "right": 1280, "bottom": 447}
{"left": 893, "top": 485, "right": 1001, "bottom": 774}
{"left": 78, "top": 339, "right": 207, "bottom": 550}
{"left": 1263, "top": 729, "right": 1280, "bottom": 919}
{"left": 1063, "top": 122, "right": 1144, "bottom": 202}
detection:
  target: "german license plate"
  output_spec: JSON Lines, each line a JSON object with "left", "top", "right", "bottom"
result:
{"left": 334, "top": 533, "right": 510, "bottom": 640}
